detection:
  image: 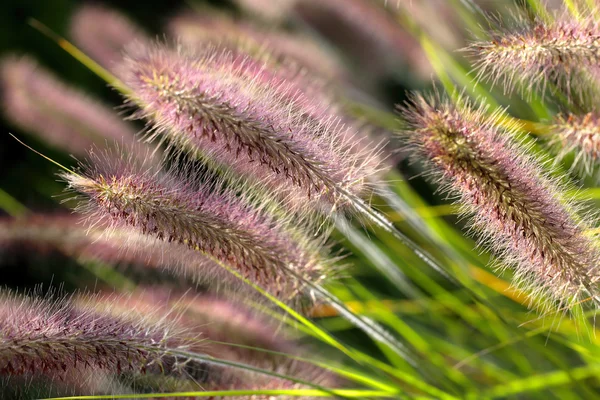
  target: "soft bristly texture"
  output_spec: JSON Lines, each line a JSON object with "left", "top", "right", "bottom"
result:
{"left": 93, "top": 289, "right": 298, "bottom": 367}
{"left": 400, "top": 94, "right": 600, "bottom": 308}
{"left": 62, "top": 150, "right": 332, "bottom": 299}
{"left": 0, "top": 214, "right": 250, "bottom": 292}
{"left": 70, "top": 4, "right": 148, "bottom": 74}
{"left": 167, "top": 12, "right": 388, "bottom": 181}
{"left": 167, "top": 11, "right": 348, "bottom": 81}
{"left": 88, "top": 289, "right": 342, "bottom": 397}
{"left": 0, "top": 368, "right": 133, "bottom": 399}
{"left": 118, "top": 42, "right": 384, "bottom": 211}
{"left": 0, "top": 290, "right": 192, "bottom": 378}
{"left": 468, "top": 11, "right": 600, "bottom": 99}
{"left": 549, "top": 112, "right": 600, "bottom": 179}
{"left": 293, "top": 0, "right": 430, "bottom": 82}
{"left": 0, "top": 56, "right": 143, "bottom": 158}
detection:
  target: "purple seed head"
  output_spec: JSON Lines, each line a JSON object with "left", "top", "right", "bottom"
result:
{"left": 468, "top": 12, "right": 600, "bottom": 99}
{"left": 400, "top": 94, "right": 600, "bottom": 308}
{"left": 62, "top": 150, "right": 332, "bottom": 298}
{"left": 0, "top": 214, "right": 250, "bottom": 292}
{"left": 549, "top": 112, "right": 600, "bottom": 179}
{"left": 293, "top": 0, "right": 429, "bottom": 81}
{"left": 70, "top": 4, "right": 148, "bottom": 73}
{"left": 167, "top": 11, "right": 349, "bottom": 80}
{"left": 95, "top": 290, "right": 296, "bottom": 367}
{"left": 89, "top": 289, "right": 342, "bottom": 394}
{"left": 0, "top": 290, "right": 188, "bottom": 378}
{"left": 118, "top": 42, "right": 384, "bottom": 210}
{"left": 0, "top": 56, "right": 142, "bottom": 157}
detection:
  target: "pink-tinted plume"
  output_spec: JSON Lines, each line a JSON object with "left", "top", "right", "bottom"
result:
{"left": 400, "top": 94, "right": 600, "bottom": 308}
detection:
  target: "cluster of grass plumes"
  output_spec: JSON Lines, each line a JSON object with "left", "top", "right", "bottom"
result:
{"left": 8, "top": 0, "right": 600, "bottom": 398}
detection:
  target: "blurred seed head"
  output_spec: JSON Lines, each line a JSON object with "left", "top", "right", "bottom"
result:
{"left": 231, "top": 0, "right": 296, "bottom": 24}
{"left": 0, "top": 56, "right": 143, "bottom": 158}
{"left": 167, "top": 10, "right": 349, "bottom": 81}
{"left": 400, "top": 94, "right": 600, "bottom": 308}
{"left": 89, "top": 288, "right": 342, "bottom": 395}
{"left": 0, "top": 290, "right": 190, "bottom": 378}
{"left": 549, "top": 112, "right": 600, "bottom": 179}
{"left": 293, "top": 0, "right": 430, "bottom": 84}
{"left": 70, "top": 4, "right": 148, "bottom": 74}
{"left": 0, "top": 214, "right": 250, "bottom": 292}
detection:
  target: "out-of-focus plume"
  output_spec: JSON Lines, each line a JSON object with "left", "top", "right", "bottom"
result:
{"left": 292, "top": 0, "right": 431, "bottom": 85}
{"left": 0, "top": 290, "right": 192, "bottom": 379}
{"left": 167, "top": 10, "right": 348, "bottom": 81}
{"left": 549, "top": 112, "right": 600, "bottom": 179}
{"left": 0, "top": 214, "right": 249, "bottom": 291}
{"left": 0, "top": 56, "right": 146, "bottom": 159}
{"left": 70, "top": 4, "right": 149, "bottom": 75}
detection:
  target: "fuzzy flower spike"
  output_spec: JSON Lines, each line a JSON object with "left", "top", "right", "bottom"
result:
{"left": 62, "top": 149, "right": 332, "bottom": 299}
{"left": 468, "top": 11, "right": 600, "bottom": 99}
{"left": 0, "top": 290, "right": 190, "bottom": 378}
{"left": 400, "top": 94, "right": 600, "bottom": 308}
{"left": 549, "top": 112, "right": 600, "bottom": 179}
{"left": 119, "top": 42, "right": 383, "bottom": 212}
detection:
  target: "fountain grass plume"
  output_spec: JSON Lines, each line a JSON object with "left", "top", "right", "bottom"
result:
{"left": 399, "top": 93, "right": 600, "bottom": 309}
{"left": 70, "top": 4, "right": 148, "bottom": 74}
{"left": 0, "top": 56, "right": 143, "bottom": 158}
{"left": 0, "top": 214, "right": 253, "bottom": 292}
{"left": 92, "top": 289, "right": 300, "bottom": 368}
{"left": 118, "top": 41, "right": 385, "bottom": 213}
{"left": 62, "top": 147, "right": 334, "bottom": 299}
{"left": 293, "top": 0, "right": 429, "bottom": 81}
{"left": 167, "top": 10, "right": 349, "bottom": 81}
{"left": 549, "top": 112, "right": 600, "bottom": 179}
{"left": 85, "top": 289, "right": 342, "bottom": 395}
{"left": 0, "top": 289, "right": 193, "bottom": 379}
{"left": 467, "top": 9, "right": 600, "bottom": 100}
{"left": 166, "top": 14, "right": 389, "bottom": 179}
